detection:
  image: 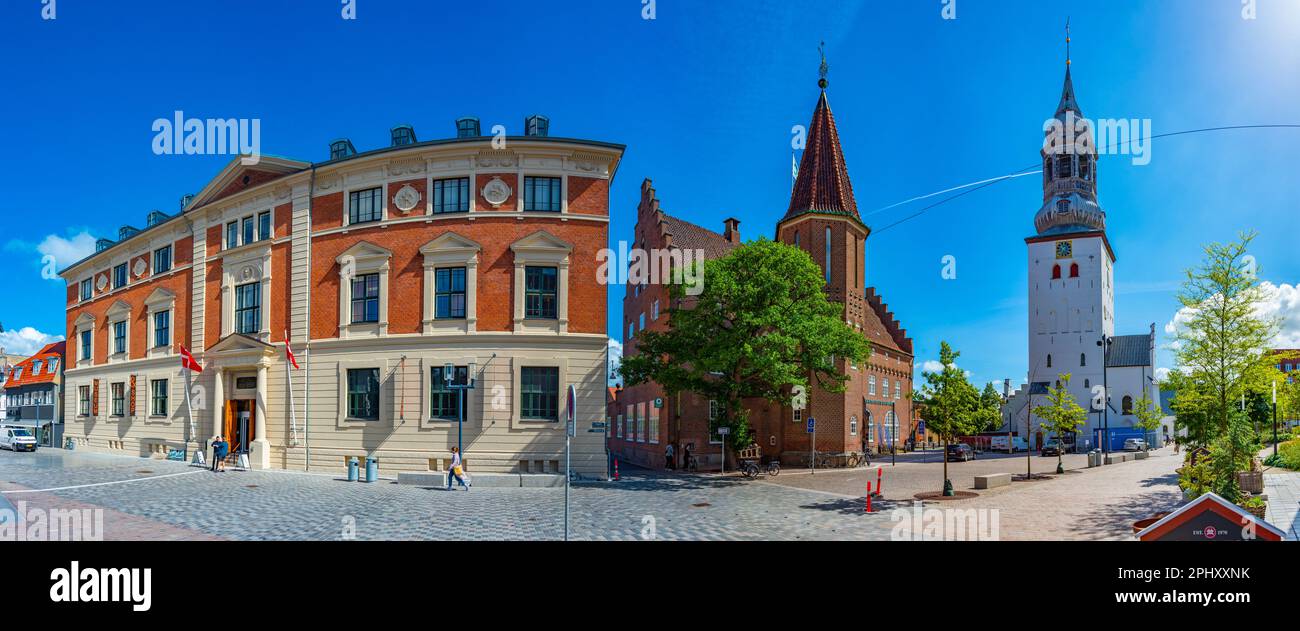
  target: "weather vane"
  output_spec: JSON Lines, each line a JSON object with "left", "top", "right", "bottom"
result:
{"left": 1065, "top": 18, "right": 1071, "bottom": 65}
{"left": 818, "top": 41, "right": 829, "bottom": 89}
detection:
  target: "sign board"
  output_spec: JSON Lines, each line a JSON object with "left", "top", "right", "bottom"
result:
{"left": 717, "top": 427, "right": 730, "bottom": 436}
{"left": 1136, "top": 492, "right": 1284, "bottom": 542}
{"left": 917, "top": 421, "right": 926, "bottom": 435}
{"left": 654, "top": 398, "right": 663, "bottom": 409}
{"left": 566, "top": 385, "right": 577, "bottom": 437}
{"left": 806, "top": 417, "right": 815, "bottom": 434}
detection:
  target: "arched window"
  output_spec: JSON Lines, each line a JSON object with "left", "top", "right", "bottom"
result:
{"left": 1080, "top": 353, "right": 1086, "bottom": 367}
{"left": 1051, "top": 264, "right": 1061, "bottom": 280}
{"left": 1046, "top": 354, "right": 1053, "bottom": 368}
{"left": 1084, "top": 379, "right": 1090, "bottom": 388}
{"left": 1122, "top": 396, "right": 1134, "bottom": 415}
{"left": 1069, "top": 263, "right": 1079, "bottom": 278}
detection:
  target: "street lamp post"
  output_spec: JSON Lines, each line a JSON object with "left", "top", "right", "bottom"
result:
{"left": 445, "top": 361, "right": 478, "bottom": 464}
{"left": 1097, "top": 335, "right": 1111, "bottom": 460}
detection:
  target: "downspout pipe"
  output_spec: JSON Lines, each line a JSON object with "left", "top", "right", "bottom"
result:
{"left": 304, "top": 166, "right": 315, "bottom": 471}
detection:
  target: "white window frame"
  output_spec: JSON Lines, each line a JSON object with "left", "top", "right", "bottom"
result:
{"left": 106, "top": 300, "right": 132, "bottom": 363}
{"left": 74, "top": 313, "right": 95, "bottom": 368}
{"left": 510, "top": 230, "right": 572, "bottom": 334}
{"left": 420, "top": 233, "right": 480, "bottom": 334}
{"left": 220, "top": 245, "right": 273, "bottom": 341}
{"left": 335, "top": 241, "right": 392, "bottom": 339}
{"left": 145, "top": 287, "right": 177, "bottom": 359}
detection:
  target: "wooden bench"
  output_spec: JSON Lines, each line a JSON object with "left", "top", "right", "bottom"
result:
{"left": 974, "top": 473, "right": 1012, "bottom": 489}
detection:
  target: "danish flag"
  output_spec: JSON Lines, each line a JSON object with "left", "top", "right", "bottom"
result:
{"left": 179, "top": 345, "right": 203, "bottom": 373}
{"left": 285, "top": 331, "right": 300, "bottom": 370}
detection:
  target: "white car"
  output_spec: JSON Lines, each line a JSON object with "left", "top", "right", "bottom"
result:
{"left": 1122, "top": 438, "right": 1147, "bottom": 452}
{"left": 0, "top": 427, "right": 38, "bottom": 452}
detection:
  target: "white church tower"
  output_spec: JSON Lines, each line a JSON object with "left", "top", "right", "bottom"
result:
{"left": 1009, "top": 32, "right": 1159, "bottom": 451}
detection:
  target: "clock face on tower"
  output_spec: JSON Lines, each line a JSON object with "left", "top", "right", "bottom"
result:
{"left": 1055, "top": 240, "right": 1073, "bottom": 259}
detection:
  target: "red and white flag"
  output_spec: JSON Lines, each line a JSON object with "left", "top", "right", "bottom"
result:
{"left": 180, "top": 345, "right": 203, "bottom": 373}
{"left": 285, "top": 331, "right": 300, "bottom": 370}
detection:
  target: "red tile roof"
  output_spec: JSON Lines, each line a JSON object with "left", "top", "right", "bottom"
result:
{"left": 661, "top": 214, "right": 739, "bottom": 260}
{"left": 3, "top": 341, "right": 66, "bottom": 388}
{"left": 785, "top": 91, "right": 860, "bottom": 222}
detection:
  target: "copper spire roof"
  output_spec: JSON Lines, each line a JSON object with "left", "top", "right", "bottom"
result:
{"left": 783, "top": 90, "right": 859, "bottom": 222}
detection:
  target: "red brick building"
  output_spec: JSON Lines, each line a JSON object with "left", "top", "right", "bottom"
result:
{"left": 611, "top": 81, "right": 914, "bottom": 471}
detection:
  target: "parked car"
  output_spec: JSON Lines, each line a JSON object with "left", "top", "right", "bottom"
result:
{"left": 946, "top": 443, "right": 975, "bottom": 462}
{"left": 1123, "top": 438, "right": 1147, "bottom": 452}
{"left": 0, "top": 427, "right": 38, "bottom": 452}
{"left": 990, "top": 436, "right": 1029, "bottom": 453}
{"left": 1040, "top": 440, "right": 1065, "bottom": 457}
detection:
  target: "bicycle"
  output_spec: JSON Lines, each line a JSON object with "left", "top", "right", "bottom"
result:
{"left": 684, "top": 455, "right": 700, "bottom": 473}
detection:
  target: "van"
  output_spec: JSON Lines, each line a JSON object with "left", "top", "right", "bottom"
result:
{"left": 0, "top": 427, "right": 38, "bottom": 452}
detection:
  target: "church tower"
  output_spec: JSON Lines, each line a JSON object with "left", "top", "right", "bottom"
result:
{"left": 1024, "top": 31, "right": 1116, "bottom": 446}
{"left": 774, "top": 46, "right": 913, "bottom": 461}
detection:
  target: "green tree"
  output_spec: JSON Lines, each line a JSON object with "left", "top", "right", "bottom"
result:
{"left": 1032, "top": 373, "right": 1089, "bottom": 474}
{"left": 916, "top": 342, "right": 979, "bottom": 495}
{"left": 972, "top": 382, "right": 1003, "bottom": 433}
{"left": 1132, "top": 391, "right": 1163, "bottom": 452}
{"left": 1171, "top": 232, "right": 1280, "bottom": 435}
{"left": 619, "top": 238, "right": 870, "bottom": 464}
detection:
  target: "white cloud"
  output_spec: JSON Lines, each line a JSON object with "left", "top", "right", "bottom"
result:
{"left": 0, "top": 327, "right": 64, "bottom": 357}
{"left": 1164, "top": 281, "right": 1300, "bottom": 349}
{"left": 607, "top": 338, "right": 623, "bottom": 386}
{"left": 37, "top": 231, "right": 98, "bottom": 271}
{"left": 921, "top": 360, "right": 960, "bottom": 374}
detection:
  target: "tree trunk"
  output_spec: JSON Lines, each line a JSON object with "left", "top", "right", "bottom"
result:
{"left": 942, "top": 437, "right": 949, "bottom": 487}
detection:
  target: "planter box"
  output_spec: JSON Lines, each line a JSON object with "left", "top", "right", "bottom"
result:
{"left": 1238, "top": 471, "right": 1264, "bottom": 495}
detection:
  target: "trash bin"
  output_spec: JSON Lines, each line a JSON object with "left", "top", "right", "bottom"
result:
{"left": 364, "top": 457, "right": 378, "bottom": 483}
{"left": 64, "top": 437, "right": 75, "bottom": 451}
{"left": 348, "top": 457, "right": 360, "bottom": 482}
{"left": 1087, "top": 450, "right": 1101, "bottom": 468}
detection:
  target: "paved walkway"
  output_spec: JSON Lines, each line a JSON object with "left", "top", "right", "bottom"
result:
{"left": 1263, "top": 471, "right": 1300, "bottom": 541}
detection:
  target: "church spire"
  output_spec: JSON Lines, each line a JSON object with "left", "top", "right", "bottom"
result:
{"left": 1035, "top": 22, "right": 1104, "bottom": 236}
{"left": 782, "top": 43, "right": 860, "bottom": 223}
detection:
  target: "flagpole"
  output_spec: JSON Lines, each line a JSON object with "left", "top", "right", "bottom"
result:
{"left": 285, "top": 333, "right": 299, "bottom": 448}
{"left": 184, "top": 366, "right": 194, "bottom": 458}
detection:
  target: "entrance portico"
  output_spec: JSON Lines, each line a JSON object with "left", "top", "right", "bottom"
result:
{"left": 205, "top": 334, "right": 278, "bottom": 470}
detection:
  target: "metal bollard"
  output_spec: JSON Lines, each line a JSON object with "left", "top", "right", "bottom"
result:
{"left": 348, "top": 457, "right": 360, "bottom": 482}
{"left": 365, "top": 457, "right": 379, "bottom": 483}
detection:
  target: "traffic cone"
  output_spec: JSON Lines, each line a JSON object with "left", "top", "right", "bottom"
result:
{"left": 614, "top": 458, "right": 620, "bottom": 481}
{"left": 865, "top": 482, "right": 873, "bottom": 513}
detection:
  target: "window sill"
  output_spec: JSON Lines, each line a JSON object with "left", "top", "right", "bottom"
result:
{"left": 345, "top": 417, "right": 380, "bottom": 423}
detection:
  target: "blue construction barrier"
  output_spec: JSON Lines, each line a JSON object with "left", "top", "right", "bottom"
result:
{"left": 1094, "top": 427, "right": 1157, "bottom": 452}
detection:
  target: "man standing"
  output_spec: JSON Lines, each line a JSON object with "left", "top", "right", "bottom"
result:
{"left": 212, "top": 436, "right": 229, "bottom": 472}
{"left": 665, "top": 443, "right": 676, "bottom": 470}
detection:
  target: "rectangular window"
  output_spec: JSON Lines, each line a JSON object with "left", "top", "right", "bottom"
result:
{"left": 616, "top": 414, "right": 624, "bottom": 439}
{"left": 637, "top": 403, "right": 646, "bottom": 443}
{"left": 523, "top": 176, "right": 562, "bottom": 212}
{"left": 47, "top": 359, "right": 58, "bottom": 374}
{"left": 639, "top": 313, "right": 646, "bottom": 331}
{"left": 32, "top": 360, "right": 42, "bottom": 374}
{"left": 242, "top": 216, "right": 255, "bottom": 246}
{"left": 869, "top": 375, "right": 876, "bottom": 396}
{"left": 429, "top": 365, "right": 468, "bottom": 420}
{"left": 258, "top": 211, "right": 272, "bottom": 241}
{"left": 850, "top": 416, "right": 858, "bottom": 436}
{"left": 435, "top": 267, "right": 467, "bottom": 319}
{"left": 226, "top": 221, "right": 239, "bottom": 249}
{"left": 80, "top": 330, "right": 91, "bottom": 360}
{"left": 154, "top": 310, "right": 171, "bottom": 348}
{"left": 793, "top": 408, "right": 802, "bottom": 423}
{"left": 80, "top": 279, "right": 92, "bottom": 301}
{"left": 153, "top": 245, "right": 172, "bottom": 274}
{"left": 895, "top": 382, "right": 902, "bottom": 400}
{"left": 151, "top": 379, "right": 168, "bottom": 417}
{"left": 432, "top": 177, "right": 470, "bottom": 213}
{"left": 110, "top": 382, "right": 125, "bottom": 417}
{"left": 113, "top": 263, "right": 128, "bottom": 289}
{"left": 346, "top": 368, "right": 380, "bottom": 420}
{"left": 652, "top": 300, "right": 660, "bottom": 321}
{"left": 113, "top": 321, "right": 127, "bottom": 355}
{"left": 235, "top": 282, "right": 261, "bottom": 335}
{"left": 350, "top": 274, "right": 380, "bottom": 324}
{"left": 349, "top": 187, "right": 383, "bottom": 225}
{"left": 520, "top": 366, "right": 559, "bottom": 421}
{"left": 524, "top": 266, "right": 558, "bottom": 319}
{"left": 78, "top": 386, "right": 90, "bottom": 416}
{"left": 649, "top": 407, "right": 660, "bottom": 444}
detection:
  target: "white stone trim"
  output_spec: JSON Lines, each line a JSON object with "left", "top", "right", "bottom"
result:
{"left": 336, "top": 241, "right": 392, "bottom": 339}
{"left": 421, "top": 233, "right": 480, "bottom": 334}
{"left": 509, "top": 230, "right": 572, "bottom": 334}
{"left": 336, "top": 358, "right": 391, "bottom": 428}
{"left": 510, "top": 356, "right": 569, "bottom": 429}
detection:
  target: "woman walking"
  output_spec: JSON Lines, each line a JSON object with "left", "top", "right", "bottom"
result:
{"left": 446, "top": 447, "right": 470, "bottom": 491}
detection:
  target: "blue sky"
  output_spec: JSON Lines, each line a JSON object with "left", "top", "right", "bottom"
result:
{"left": 1, "top": 0, "right": 1298, "bottom": 388}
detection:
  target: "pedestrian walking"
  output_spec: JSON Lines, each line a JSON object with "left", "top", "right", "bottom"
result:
{"left": 447, "top": 447, "right": 469, "bottom": 491}
{"left": 665, "top": 443, "right": 676, "bottom": 470}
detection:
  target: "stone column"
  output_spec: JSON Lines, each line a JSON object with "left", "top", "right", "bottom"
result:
{"left": 250, "top": 362, "right": 271, "bottom": 470}
{"left": 210, "top": 367, "right": 224, "bottom": 465}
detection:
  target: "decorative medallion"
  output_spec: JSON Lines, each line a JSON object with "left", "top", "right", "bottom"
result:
{"left": 481, "top": 177, "right": 512, "bottom": 208}
{"left": 393, "top": 184, "right": 422, "bottom": 214}
{"left": 96, "top": 274, "right": 108, "bottom": 291}
{"left": 133, "top": 258, "right": 148, "bottom": 278}
{"left": 240, "top": 265, "right": 257, "bottom": 282}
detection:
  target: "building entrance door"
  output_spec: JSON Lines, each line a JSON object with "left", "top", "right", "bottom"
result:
{"left": 224, "top": 399, "right": 256, "bottom": 455}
